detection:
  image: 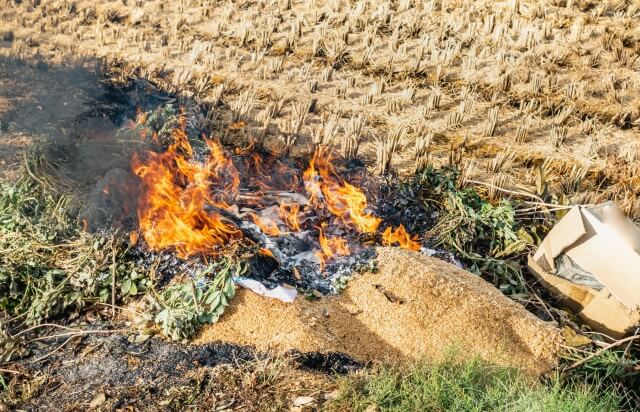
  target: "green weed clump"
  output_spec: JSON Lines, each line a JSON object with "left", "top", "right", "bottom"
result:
{"left": 328, "top": 357, "right": 623, "bottom": 412}
{"left": 0, "top": 155, "right": 239, "bottom": 341}
{"left": 0, "top": 176, "right": 144, "bottom": 325}
{"left": 139, "top": 259, "right": 241, "bottom": 341}
{"left": 399, "top": 167, "right": 546, "bottom": 294}
{"left": 562, "top": 347, "right": 640, "bottom": 410}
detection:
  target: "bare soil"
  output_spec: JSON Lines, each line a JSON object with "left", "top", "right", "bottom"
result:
{"left": 0, "top": 55, "right": 109, "bottom": 182}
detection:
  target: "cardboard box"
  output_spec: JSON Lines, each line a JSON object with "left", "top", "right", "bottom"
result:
{"left": 528, "top": 202, "right": 640, "bottom": 338}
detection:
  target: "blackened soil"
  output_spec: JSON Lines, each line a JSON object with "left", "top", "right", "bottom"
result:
{"left": 13, "top": 335, "right": 254, "bottom": 411}
{"left": 11, "top": 332, "right": 359, "bottom": 411}
{"left": 47, "top": 336, "right": 256, "bottom": 388}
{"left": 287, "top": 350, "right": 364, "bottom": 375}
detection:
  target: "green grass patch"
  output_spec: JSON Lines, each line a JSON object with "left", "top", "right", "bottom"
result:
{"left": 327, "top": 357, "right": 622, "bottom": 412}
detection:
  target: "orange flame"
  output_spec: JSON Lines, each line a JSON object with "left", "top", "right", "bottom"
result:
{"left": 129, "top": 231, "right": 139, "bottom": 246}
{"left": 229, "top": 121, "right": 246, "bottom": 130}
{"left": 132, "top": 127, "right": 241, "bottom": 258}
{"left": 259, "top": 248, "right": 274, "bottom": 259}
{"left": 135, "top": 107, "right": 148, "bottom": 126}
{"left": 382, "top": 224, "right": 421, "bottom": 251}
{"left": 304, "top": 148, "right": 381, "bottom": 233}
{"left": 279, "top": 203, "right": 301, "bottom": 231}
{"left": 316, "top": 225, "right": 351, "bottom": 269}
{"left": 128, "top": 107, "right": 151, "bottom": 140}
{"left": 131, "top": 120, "right": 421, "bottom": 265}
{"left": 249, "top": 212, "right": 282, "bottom": 236}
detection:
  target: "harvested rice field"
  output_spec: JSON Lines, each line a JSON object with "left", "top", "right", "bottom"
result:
{"left": 0, "top": 0, "right": 639, "bottom": 410}
{"left": 3, "top": 0, "right": 640, "bottom": 214}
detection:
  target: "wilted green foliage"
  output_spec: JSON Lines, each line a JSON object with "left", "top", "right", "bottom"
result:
{"left": 401, "top": 167, "right": 541, "bottom": 294}
{"left": 141, "top": 259, "right": 243, "bottom": 341}
{"left": 0, "top": 160, "right": 238, "bottom": 340}
{"left": 0, "top": 177, "right": 146, "bottom": 324}
{"left": 120, "top": 103, "right": 181, "bottom": 143}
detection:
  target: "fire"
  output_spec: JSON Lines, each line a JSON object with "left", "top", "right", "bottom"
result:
{"left": 135, "top": 109, "right": 148, "bottom": 126}
{"left": 382, "top": 224, "right": 421, "bottom": 251}
{"left": 249, "top": 212, "right": 282, "bottom": 236}
{"left": 259, "top": 248, "right": 275, "bottom": 259}
{"left": 132, "top": 126, "right": 241, "bottom": 258}
{"left": 316, "top": 225, "right": 351, "bottom": 269}
{"left": 279, "top": 203, "right": 301, "bottom": 231}
{"left": 229, "top": 121, "right": 246, "bottom": 130}
{"left": 127, "top": 107, "right": 153, "bottom": 141}
{"left": 131, "top": 121, "right": 420, "bottom": 268}
{"left": 303, "top": 147, "right": 381, "bottom": 233}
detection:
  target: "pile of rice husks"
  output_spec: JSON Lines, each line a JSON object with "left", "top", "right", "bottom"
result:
{"left": 197, "top": 247, "right": 561, "bottom": 376}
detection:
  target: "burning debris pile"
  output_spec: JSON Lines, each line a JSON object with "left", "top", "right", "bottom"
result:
{"left": 0, "top": 96, "right": 442, "bottom": 343}
{"left": 0, "top": 98, "right": 530, "bottom": 342}
{"left": 127, "top": 112, "right": 420, "bottom": 296}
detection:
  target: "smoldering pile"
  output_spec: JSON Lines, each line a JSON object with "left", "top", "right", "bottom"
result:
{"left": 80, "top": 107, "right": 425, "bottom": 298}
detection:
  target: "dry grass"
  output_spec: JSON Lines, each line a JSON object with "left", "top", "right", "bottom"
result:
{"left": 1, "top": 0, "right": 640, "bottom": 217}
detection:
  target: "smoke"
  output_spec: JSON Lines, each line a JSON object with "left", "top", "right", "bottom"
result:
{"left": 0, "top": 56, "right": 126, "bottom": 136}
{"left": 0, "top": 55, "right": 165, "bottom": 231}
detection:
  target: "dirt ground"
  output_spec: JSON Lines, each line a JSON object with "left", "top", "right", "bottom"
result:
{"left": 0, "top": 58, "right": 31, "bottom": 182}
{"left": 4, "top": 333, "right": 339, "bottom": 411}
{"left": 0, "top": 132, "right": 30, "bottom": 182}
{"left": 0, "top": 55, "right": 108, "bottom": 182}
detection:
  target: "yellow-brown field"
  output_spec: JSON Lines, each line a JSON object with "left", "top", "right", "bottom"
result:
{"left": 2, "top": 0, "right": 640, "bottom": 216}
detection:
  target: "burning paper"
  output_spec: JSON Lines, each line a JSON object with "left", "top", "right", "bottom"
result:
{"left": 130, "top": 121, "right": 422, "bottom": 299}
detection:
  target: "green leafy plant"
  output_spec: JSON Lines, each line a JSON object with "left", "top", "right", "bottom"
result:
{"left": 0, "top": 176, "right": 146, "bottom": 325}
{"left": 144, "top": 259, "right": 244, "bottom": 341}
{"left": 399, "top": 167, "right": 538, "bottom": 293}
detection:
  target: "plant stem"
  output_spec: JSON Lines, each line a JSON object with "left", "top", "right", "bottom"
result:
{"left": 111, "top": 244, "right": 117, "bottom": 318}
{"left": 565, "top": 335, "right": 640, "bottom": 370}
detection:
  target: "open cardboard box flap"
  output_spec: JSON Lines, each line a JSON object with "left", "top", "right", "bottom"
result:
{"left": 529, "top": 202, "right": 640, "bottom": 337}
{"left": 532, "top": 207, "right": 587, "bottom": 272}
